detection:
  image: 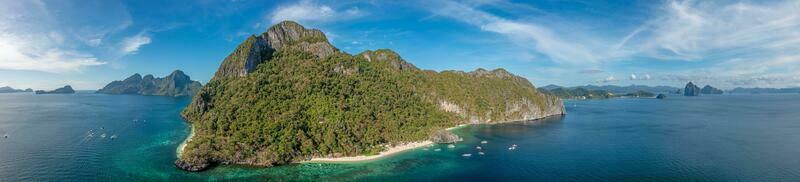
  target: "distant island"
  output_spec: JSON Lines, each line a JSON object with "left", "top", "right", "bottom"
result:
{"left": 684, "top": 82, "right": 723, "bottom": 96}
{"left": 0, "top": 86, "right": 33, "bottom": 93}
{"left": 175, "top": 21, "right": 565, "bottom": 171}
{"left": 729, "top": 87, "right": 800, "bottom": 94}
{"left": 537, "top": 85, "right": 660, "bottom": 99}
{"left": 97, "top": 70, "right": 202, "bottom": 97}
{"left": 35, "top": 85, "right": 75, "bottom": 94}
{"left": 541, "top": 84, "right": 679, "bottom": 95}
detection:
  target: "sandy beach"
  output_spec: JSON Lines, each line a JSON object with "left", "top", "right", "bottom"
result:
{"left": 305, "top": 141, "right": 434, "bottom": 163}
{"left": 176, "top": 125, "right": 194, "bottom": 158}
{"left": 305, "top": 124, "right": 469, "bottom": 163}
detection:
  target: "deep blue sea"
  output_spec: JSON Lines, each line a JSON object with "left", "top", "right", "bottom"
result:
{"left": 2, "top": 92, "right": 800, "bottom": 181}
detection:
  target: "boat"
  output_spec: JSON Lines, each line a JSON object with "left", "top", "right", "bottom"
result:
{"left": 476, "top": 146, "right": 482, "bottom": 150}
{"left": 100, "top": 133, "right": 107, "bottom": 138}
{"left": 434, "top": 148, "right": 441, "bottom": 152}
{"left": 478, "top": 152, "right": 485, "bottom": 155}
{"left": 462, "top": 154, "right": 472, "bottom": 157}
{"left": 481, "top": 140, "right": 488, "bottom": 144}
{"left": 447, "top": 144, "right": 455, "bottom": 148}
{"left": 110, "top": 135, "right": 117, "bottom": 140}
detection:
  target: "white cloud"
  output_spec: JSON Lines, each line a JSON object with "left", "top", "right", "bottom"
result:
{"left": 269, "top": 0, "right": 363, "bottom": 24}
{"left": 598, "top": 75, "right": 618, "bottom": 83}
{"left": 121, "top": 33, "right": 151, "bottom": 55}
{"left": 621, "top": 0, "right": 800, "bottom": 61}
{"left": 0, "top": 0, "right": 143, "bottom": 73}
{"left": 427, "top": 1, "right": 599, "bottom": 64}
{"left": 0, "top": 34, "right": 106, "bottom": 73}
{"left": 0, "top": 1, "right": 129, "bottom": 73}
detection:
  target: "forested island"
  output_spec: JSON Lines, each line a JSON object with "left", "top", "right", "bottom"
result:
{"left": 97, "top": 70, "right": 202, "bottom": 97}
{"left": 175, "top": 21, "right": 565, "bottom": 171}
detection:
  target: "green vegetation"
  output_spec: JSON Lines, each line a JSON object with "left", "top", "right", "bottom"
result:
{"left": 177, "top": 21, "right": 563, "bottom": 170}
{"left": 538, "top": 87, "right": 655, "bottom": 99}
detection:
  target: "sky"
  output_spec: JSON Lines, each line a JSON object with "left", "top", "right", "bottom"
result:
{"left": 1, "top": 0, "right": 799, "bottom": 90}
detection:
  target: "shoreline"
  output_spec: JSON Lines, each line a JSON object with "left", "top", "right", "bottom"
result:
{"left": 304, "top": 141, "right": 434, "bottom": 163}
{"left": 176, "top": 125, "right": 194, "bottom": 158}
{"left": 303, "top": 123, "right": 468, "bottom": 163}
{"left": 302, "top": 114, "right": 564, "bottom": 163}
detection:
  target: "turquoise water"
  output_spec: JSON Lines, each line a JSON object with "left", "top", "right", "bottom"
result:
{"left": 2, "top": 93, "right": 800, "bottom": 181}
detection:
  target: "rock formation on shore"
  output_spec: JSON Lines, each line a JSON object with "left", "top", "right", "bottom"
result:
{"left": 97, "top": 70, "right": 202, "bottom": 97}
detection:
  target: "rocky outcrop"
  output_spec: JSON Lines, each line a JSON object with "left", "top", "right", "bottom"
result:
{"left": 97, "top": 70, "right": 202, "bottom": 97}
{"left": 656, "top": 94, "right": 667, "bottom": 99}
{"left": 214, "top": 21, "right": 337, "bottom": 79}
{"left": 430, "top": 129, "right": 463, "bottom": 144}
{"left": 35, "top": 85, "right": 75, "bottom": 94}
{"left": 684, "top": 82, "right": 701, "bottom": 96}
{"left": 357, "top": 49, "right": 418, "bottom": 71}
{"left": 701, "top": 85, "right": 723, "bottom": 94}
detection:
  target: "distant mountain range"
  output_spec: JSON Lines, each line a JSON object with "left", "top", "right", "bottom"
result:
{"left": 728, "top": 87, "right": 800, "bottom": 94}
{"left": 0, "top": 86, "right": 33, "bottom": 93}
{"left": 539, "top": 84, "right": 680, "bottom": 94}
{"left": 97, "top": 70, "right": 202, "bottom": 97}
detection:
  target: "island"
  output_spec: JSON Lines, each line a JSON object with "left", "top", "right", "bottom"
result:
{"left": 175, "top": 21, "right": 566, "bottom": 171}
{"left": 97, "top": 70, "right": 202, "bottom": 97}
{"left": 0, "top": 86, "right": 33, "bottom": 93}
{"left": 537, "top": 86, "right": 657, "bottom": 99}
{"left": 684, "top": 82, "right": 701, "bottom": 96}
{"left": 701, "top": 85, "right": 723, "bottom": 94}
{"left": 35, "top": 85, "right": 75, "bottom": 94}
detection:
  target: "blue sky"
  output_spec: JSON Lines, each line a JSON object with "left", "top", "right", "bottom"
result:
{"left": 1, "top": 0, "right": 799, "bottom": 90}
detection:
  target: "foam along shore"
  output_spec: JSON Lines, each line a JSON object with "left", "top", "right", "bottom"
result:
{"left": 176, "top": 125, "right": 194, "bottom": 158}
{"left": 304, "top": 124, "right": 468, "bottom": 163}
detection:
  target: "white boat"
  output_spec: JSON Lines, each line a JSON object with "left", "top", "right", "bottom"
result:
{"left": 478, "top": 152, "right": 485, "bottom": 155}
{"left": 476, "top": 146, "right": 482, "bottom": 150}
{"left": 462, "top": 154, "right": 472, "bottom": 157}
{"left": 110, "top": 135, "right": 117, "bottom": 140}
{"left": 434, "top": 148, "right": 441, "bottom": 152}
{"left": 447, "top": 144, "right": 455, "bottom": 148}
{"left": 100, "top": 133, "right": 107, "bottom": 138}
{"left": 481, "top": 140, "right": 488, "bottom": 144}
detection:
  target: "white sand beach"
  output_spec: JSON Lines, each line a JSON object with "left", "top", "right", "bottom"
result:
{"left": 176, "top": 126, "right": 194, "bottom": 158}
{"left": 305, "top": 124, "right": 469, "bottom": 163}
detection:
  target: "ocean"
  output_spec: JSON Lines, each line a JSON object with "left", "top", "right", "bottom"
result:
{"left": 1, "top": 92, "right": 800, "bottom": 181}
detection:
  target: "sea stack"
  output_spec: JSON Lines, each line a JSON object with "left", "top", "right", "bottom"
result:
{"left": 684, "top": 82, "right": 701, "bottom": 96}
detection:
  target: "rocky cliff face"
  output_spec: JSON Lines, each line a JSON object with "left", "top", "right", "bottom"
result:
{"left": 701, "top": 85, "right": 723, "bottom": 94}
{"left": 684, "top": 82, "right": 701, "bottom": 96}
{"left": 214, "top": 21, "right": 337, "bottom": 79}
{"left": 97, "top": 70, "right": 202, "bottom": 97}
{"left": 35, "top": 85, "right": 75, "bottom": 94}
